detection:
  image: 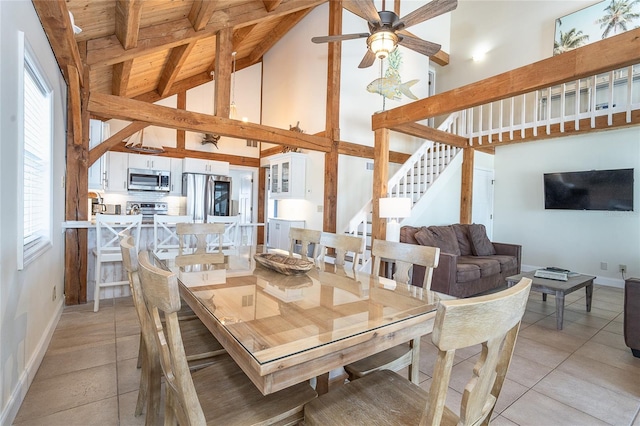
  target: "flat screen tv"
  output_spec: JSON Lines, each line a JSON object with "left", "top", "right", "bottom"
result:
{"left": 543, "top": 168, "right": 634, "bottom": 211}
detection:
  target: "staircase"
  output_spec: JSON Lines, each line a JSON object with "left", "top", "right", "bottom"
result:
{"left": 345, "top": 113, "right": 463, "bottom": 269}
{"left": 344, "top": 63, "right": 640, "bottom": 270}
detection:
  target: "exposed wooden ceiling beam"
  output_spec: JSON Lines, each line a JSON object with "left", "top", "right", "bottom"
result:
{"left": 391, "top": 122, "right": 468, "bottom": 148}
{"left": 88, "top": 121, "right": 149, "bottom": 166}
{"left": 338, "top": 141, "right": 410, "bottom": 164}
{"left": 188, "top": 0, "right": 218, "bottom": 32}
{"left": 86, "top": 1, "right": 325, "bottom": 68}
{"left": 158, "top": 43, "right": 196, "bottom": 98}
{"left": 114, "top": 0, "right": 143, "bottom": 49}
{"left": 112, "top": 60, "right": 133, "bottom": 96}
{"left": 215, "top": 28, "right": 233, "bottom": 119}
{"left": 373, "top": 28, "right": 640, "bottom": 130}
{"left": 88, "top": 93, "right": 332, "bottom": 152}
{"left": 108, "top": 144, "right": 261, "bottom": 168}
{"left": 263, "top": 0, "right": 283, "bottom": 13}
{"left": 32, "top": 0, "right": 84, "bottom": 86}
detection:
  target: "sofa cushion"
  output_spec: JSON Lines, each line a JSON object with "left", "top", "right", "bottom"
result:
{"left": 400, "top": 226, "right": 423, "bottom": 245}
{"left": 415, "top": 226, "right": 461, "bottom": 256}
{"left": 475, "top": 255, "right": 517, "bottom": 273}
{"left": 452, "top": 224, "right": 473, "bottom": 256}
{"left": 469, "top": 224, "right": 496, "bottom": 256}
{"left": 458, "top": 256, "right": 501, "bottom": 277}
{"left": 456, "top": 263, "right": 482, "bottom": 283}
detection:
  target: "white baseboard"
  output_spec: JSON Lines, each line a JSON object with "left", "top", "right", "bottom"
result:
{"left": 1, "top": 299, "right": 64, "bottom": 426}
{"left": 522, "top": 264, "right": 624, "bottom": 289}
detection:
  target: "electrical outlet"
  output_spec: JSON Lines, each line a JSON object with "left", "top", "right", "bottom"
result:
{"left": 600, "top": 262, "right": 608, "bottom": 270}
{"left": 52, "top": 285, "right": 57, "bottom": 301}
{"left": 619, "top": 264, "right": 627, "bottom": 274}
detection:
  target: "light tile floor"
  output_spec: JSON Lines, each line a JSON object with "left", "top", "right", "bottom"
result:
{"left": 13, "top": 285, "right": 640, "bottom": 425}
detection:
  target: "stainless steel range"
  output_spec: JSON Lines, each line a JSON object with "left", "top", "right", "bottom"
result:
{"left": 126, "top": 201, "right": 168, "bottom": 223}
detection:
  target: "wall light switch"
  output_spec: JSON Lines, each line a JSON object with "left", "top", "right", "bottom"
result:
{"left": 317, "top": 205, "right": 323, "bottom": 213}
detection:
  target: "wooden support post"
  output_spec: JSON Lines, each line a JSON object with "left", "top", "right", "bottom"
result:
{"left": 323, "top": 0, "right": 342, "bottom": 235}
{"left": 214, "top": 27, "right": 233, "bottom": 119}
{"left": 64, "top": 60, "right": 89, "bottom": 305}
{"left": 257, "top": 166, "right": 266, "bottom": 245}
{"left": 460, "top": 147, "right": 474, "bottom": 224}
{"left": 177, "top": 91, "right": 186, "bottom": 150}
{"left": 371, "top": 128, "right": 390, "bottom": 245}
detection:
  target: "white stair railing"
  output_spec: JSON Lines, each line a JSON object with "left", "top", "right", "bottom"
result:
{"left": 345, "top": 113, "right": 463, "bottom": 268}
{"left": 464, "top": 64, "right": 640, "bottom": 146}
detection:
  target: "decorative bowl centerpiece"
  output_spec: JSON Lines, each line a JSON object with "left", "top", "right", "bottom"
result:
{"left": 254, "top": 253, "right": 314, "bottom": 276}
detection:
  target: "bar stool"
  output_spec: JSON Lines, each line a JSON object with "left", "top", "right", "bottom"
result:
{"left": 93, "top": 213, "right": 142, "bottom": 312}
{"left": 153, "top": 214, "right": 193, "bottom": 260}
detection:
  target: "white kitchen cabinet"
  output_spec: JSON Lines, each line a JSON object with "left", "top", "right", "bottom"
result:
{"left": 269, "top": 153, "right": 306, "bottom": 199}
{"left": 88, "top": 119, "right": 109, "bottom": 190}
{"left": 183, "top": 157, "right": 229, "bottom": 175}
{"left": 104, "top": 151, "right": 129, "bottom": 192}
{"left": 128, "top": 153, "right": 170, "bottom": 171}
{"left": 170, "top": 157, "right": 183, "bottom": 195}
{"left": 268, "top": 219, "right": 304, "bottom": 251}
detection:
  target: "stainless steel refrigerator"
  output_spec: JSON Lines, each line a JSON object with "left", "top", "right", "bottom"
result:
{"left": 182, "top": 173, "right": 231, "bottom": 222}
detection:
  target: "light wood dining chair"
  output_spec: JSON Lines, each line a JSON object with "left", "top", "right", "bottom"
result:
{"left": 343, "top": 239, "right": 440, "bottom": 383}
{"left": 153, "top": 214, "right": 193, "bottom": 260}
{"left": 303, "top": 277, "right": 532, "bottom": 426}
{"left": 289, "top": 227, "right": 322, "bottom": 262}
{"left": 176, "top": 222, "right": 226, "bottom": 266}
{"left": 136, "top": 250, "right": 317, "bottom": 425}
{"left": 318, "top": 231, "right": 364, "bottom": 271}
{"left": 93, "top": 213, "right": 142, "bottom": 312}
{"left": 119, "top": 235, "right": 226, "bottom": 424}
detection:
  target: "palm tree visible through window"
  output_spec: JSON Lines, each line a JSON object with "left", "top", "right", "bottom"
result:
{"left": 595, "top": 0, "right": 640, "bottom": 39}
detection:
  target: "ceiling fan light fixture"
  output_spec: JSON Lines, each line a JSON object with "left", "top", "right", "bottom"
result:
{"left": 368, "top": 30, "right": 398, "bottom": 59}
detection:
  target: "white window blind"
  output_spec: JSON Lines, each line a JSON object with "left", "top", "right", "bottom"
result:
{"left": 18, "top": 40, "right": 53, "bottom": 270}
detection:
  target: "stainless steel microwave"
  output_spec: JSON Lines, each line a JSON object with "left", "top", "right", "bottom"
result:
{"left": 127, "top": 168, "right": 170, "bottom": 192}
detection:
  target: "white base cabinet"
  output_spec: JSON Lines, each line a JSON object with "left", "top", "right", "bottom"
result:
{"left": 268, "top": 219, "right": 304, "bottom": 251}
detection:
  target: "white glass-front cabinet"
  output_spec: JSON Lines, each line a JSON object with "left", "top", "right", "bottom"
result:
{"left": 128, "top": 153, "right": 170, "bottom": 171}
{"left": 269, "top": 153, "right": 306, "bottom": 199}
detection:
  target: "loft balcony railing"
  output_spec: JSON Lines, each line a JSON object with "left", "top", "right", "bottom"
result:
{"left": 459, "top": 64, "right": 640, "bottom": 145}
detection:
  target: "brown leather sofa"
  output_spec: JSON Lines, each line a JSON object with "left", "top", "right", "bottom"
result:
{"left": 400, "top": 224, "right": 521, "bottom": 298}
{"left": 624, "top": 278, "right": 640, "bottom": 358}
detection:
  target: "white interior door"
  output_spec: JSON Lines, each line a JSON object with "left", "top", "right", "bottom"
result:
{"left": 472, "top": 168, "right": 494, "bottom": 239}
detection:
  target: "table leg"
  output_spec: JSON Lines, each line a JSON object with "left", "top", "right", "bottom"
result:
{"left": 555, "top": 291, "right": 565, "bottom": 330}
{"left": 316, "top": 372, "right": 329, "bottom": 395}
{"left": 408, "top": 338, "right": 420, "bottom": 384}
{"left": 586, "top": 283, "right": 593, "bottom": 312}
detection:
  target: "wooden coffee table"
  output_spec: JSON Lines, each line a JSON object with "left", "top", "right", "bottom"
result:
{"left": 506, "top": 271, "right": 595, "bottom": 330}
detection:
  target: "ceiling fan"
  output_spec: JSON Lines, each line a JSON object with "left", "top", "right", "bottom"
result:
{"left": 312, "top": 0, "right": 458, "bottom": 68}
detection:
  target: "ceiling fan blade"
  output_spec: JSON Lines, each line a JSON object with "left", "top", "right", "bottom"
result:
{"left": 394, "top": 0, "right": 458, "bottom": 30}
{"left": 358, "top": 50, "right": 377, "bottom": 68}
{"left": 312, "top": 33, "right": 370, "bottom": 43}
{"left": 398, "top": 32, "right": 441, "bottom": 57}
{"left": 344, "top": 0, "right": 381, "bottom": 25}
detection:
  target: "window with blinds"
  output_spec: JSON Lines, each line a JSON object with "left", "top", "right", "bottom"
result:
{"left": 18, "top": 40, "right": 52, "bottom": 270}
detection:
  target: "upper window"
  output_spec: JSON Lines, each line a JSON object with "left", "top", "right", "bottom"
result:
{"left": 18, "top": 36, "right": 53, "bottom": 270}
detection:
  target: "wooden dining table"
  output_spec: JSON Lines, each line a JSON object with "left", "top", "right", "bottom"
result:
{"left": 153, "top": 246, "right": 441, "bottom": 396}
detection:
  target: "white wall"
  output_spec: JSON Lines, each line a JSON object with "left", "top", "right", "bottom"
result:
{"left": 494, "top": 128, "right": 640, "bottom": 283}
{"left": 1, "top": 1, "right": 67, "bottom": 423}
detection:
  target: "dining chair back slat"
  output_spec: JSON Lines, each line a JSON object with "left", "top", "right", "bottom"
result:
{"left": 289, "top": 227, "right": 322, "bottom": 262}
{"left": 176, "top": 222, "right": 227, "bottom": 267}
{"left": 206, "top": 215, "right": 241, "bottom": 254}
{"left": 318, "top": 232, "right": 364, "bottom": 270}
